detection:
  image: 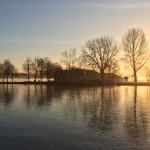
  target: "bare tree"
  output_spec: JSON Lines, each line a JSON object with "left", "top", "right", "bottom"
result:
{"left": 22, "top": 57, "right": 34, "bottom": 82}
{"left": 77, "top": 55, "right": 91, "bottom": 69}
{"left": 32, "top": 57, "right": 38, "bottom": 82}
{"left": 82, "top": 36, "right": 119, "bottom": 82}
{"left": 2, "top": 59, "right": 16, "bottom": 83}
{"left": 61, "top": 48, "right": 78, "bottom": 69}
{"left": 122, "top": 28, "right": 148, "bottom": 82}
{"left": 10, "top": 64, "right": 17, "bottom": 82}
{"left": 108, "top": 59, "right": 120, "bottom": 74}
{"left": 37, "top": 58, "right": 45, "bottom": 82}
{"left": 3, "top": 60, "right": 11, "bottom": 82}
{"left": 43, "top": 57, "right": 53, "bottom": 82}
{"left": 53, "top": 63, "right": 62, "bottom": 73}
{"left": 43, "top": 57, "right": 62, "bottom": 82}
{"left": 0, "top": 63, "right": 4, "bottom": 82}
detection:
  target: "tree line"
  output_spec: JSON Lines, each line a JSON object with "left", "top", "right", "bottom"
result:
{"left": 61, "top": 28, "right": 149, "bottom": 83}
{"left": 22, "top": 57, "right": 62, "bottom": 82}
{"left": 0, "top": 27, "right": 149, "bottom": 83}
{"left": 0, "top": 57, "right": 62, "bottom": 83}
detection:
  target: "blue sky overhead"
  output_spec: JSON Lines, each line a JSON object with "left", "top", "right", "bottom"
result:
{"left": 0, "top": 0, "right": 150, "bottom": 70}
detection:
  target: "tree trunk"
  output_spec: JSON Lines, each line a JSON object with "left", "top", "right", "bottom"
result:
{"left": 134, "top": 70, "right": 137, "bottom": 82}
{"left": 7, "top": 76, "right": 8, "bottom": 83}
{"left": 100, "top": 69, "right": 104, "bottom": 83}
{"left": 12, "top": 74, "right": 13, "bottom": 83}
{"left": 28, "top": 64, "right": 30, "bottom": 82}
{"left": 3, "top": 76, "right": 4, "bottom": 83}
{"left": 40, "top": 70, "right": 43, "bottom": 82}
{"left": 34, "top": 73, "right": 37, "bottom": 83}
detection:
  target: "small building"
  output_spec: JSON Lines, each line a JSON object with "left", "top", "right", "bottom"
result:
{"left": 104, "top": 73, "right": 124, "bottom": 83}
{"left": 54, "top": 69, "right": 124, "bottom": 83}
{"left": 54, "top": 69, "right": 100, "bottom": 82}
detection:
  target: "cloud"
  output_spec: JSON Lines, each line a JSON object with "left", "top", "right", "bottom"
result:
{"left": 74, "top": 3, "right": 150, "bottom": 9}
{"left": 0, "top": 39, "right": 82, "bottom": 45}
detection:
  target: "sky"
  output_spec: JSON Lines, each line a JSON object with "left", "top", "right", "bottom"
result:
{"left": 0, "top": 0, "right": 150, "bottom": 71}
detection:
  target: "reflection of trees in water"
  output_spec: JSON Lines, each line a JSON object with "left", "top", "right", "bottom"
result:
{"left": 124, "top": 86, "right": 148, "bottom": 143}
{"left": 23, "top": 85, "right": 64, "bottom": 108}
{"left": 62, "top": 87, "right": 82, "bottom": 120}
{"left": 62, "top": 86, "right": 120, "bottom": 132}
{"left": 0, "top": 84, "right": 18, "bottom": 106}
{"left": 86, "top": 87, "right": 119, "bottom": 132}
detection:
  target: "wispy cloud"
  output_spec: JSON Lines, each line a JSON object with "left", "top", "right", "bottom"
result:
{"left": 103, "top": 3, "right": 150, "bottom": 9}
{"left": 0, "top": 39, "right": 82, "bottom": 45}
{"left": 70, "top": 3, "right": 150, "bottom": 9}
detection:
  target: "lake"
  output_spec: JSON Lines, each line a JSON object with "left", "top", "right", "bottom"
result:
{"left": 0, "top": 85, "right": 150, "bottom": 150}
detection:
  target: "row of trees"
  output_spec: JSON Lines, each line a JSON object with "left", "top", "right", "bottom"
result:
{"left": 0, "top": 57, "right": 62, "bottom": 83}
{"left": 0, "top": 60, "right": 17, "bottom": 82}
{"left": 61, "top": 28, "right": 149, "bottom": 82}
{"left": 23, "top": 57, "right": 62, "bottom": 82}
{"left": 0, "top": 27, "right": 148, "bottom": 83}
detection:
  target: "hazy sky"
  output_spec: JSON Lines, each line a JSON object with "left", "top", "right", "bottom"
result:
{"left": 0, "top": 0, "right": 150, "bottom": 70}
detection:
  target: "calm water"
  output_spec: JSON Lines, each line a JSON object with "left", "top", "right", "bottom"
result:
{"left": 0, "top": 85, "right": 150, "bottom": 150}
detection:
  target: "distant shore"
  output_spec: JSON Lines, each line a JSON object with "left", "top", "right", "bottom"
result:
{"left": 0, "top": 81, "right": 150, "bottom": 86}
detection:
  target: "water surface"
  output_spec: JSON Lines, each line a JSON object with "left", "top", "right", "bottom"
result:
{"left": 0, "top": 85, "right": 150, "bottom": 150}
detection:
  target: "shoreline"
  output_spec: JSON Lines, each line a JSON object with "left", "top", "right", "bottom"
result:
{"left": 0, "top": 81, "right": 150, "bottom": 86}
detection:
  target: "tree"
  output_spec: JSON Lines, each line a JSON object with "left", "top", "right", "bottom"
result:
{"left": 10, "top": 64, "right": 17, "bottom": 82}
{"left": 53, "top": 63, "right": 62, "bottom": 73}
{"left": 42, "top": 57, "right": 62, "bottom": 82}
{"left": 108, "top": 59, "right": 119, "bottom": 74}
{"left": 43, "top": 57, "right": 53, "bottom": 82}
{"left": 77, "top": 55, "right": 91, "bottom": 69}
{"left": 82, "top": 36, "right": 119, "bottom": 82}
{"left": 61, "top": 48, "right": 78, "bottom": 69}
{"left": 32, "top": 57, "right": 38, "bottom": 82}
{"left": 0, "top": 63, "right": 4, "bottom": 82}
{"left": 37, "top": 58, "right": 45, "bottom": 82}
{"left": 122, "top": 28, "right": 148, "bottom": 82}
{"left": 22, "top": 57, "right": 34, "bottom": 82}
{"left": 2, "top": 59, "right": 16, "bottom": 83}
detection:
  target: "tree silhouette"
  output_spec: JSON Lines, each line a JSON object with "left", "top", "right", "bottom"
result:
{"left": 1, "top": 59, "right": 17, "bottom": 83}
{"left": 61, "top": 48, "right": 78, "bottom": 69}
{"left": 82, "top": 36, "right": 119, "bottom": 82}
{"left": 122, "top": 28, "right": 148, "bottom": 82}
{"left": 22, "top": 57, "right": 34, "bottom": 82}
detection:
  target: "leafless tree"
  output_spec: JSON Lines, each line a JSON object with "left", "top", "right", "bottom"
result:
{"left": 77, "top": 55, "right": 92, "bottom": 69}
{"left": 2, "top": 59, "right": 17, "bottom": 83}
{"left": 0, "top": 63, "right": 4, "bottom": 81}
{"left": 37, "top": 58, "right": 45, "bottom": 82}
{"left": 10, "top": 64, "right": 18, "bottom": 82}
{"left": 122, "top": 28, "right": 148, "bottom": 82}
{"left": 43, "top": 57, "right": 62, "bottom": 82}
{"left": 53, "top": 63, "right": 62, "bottom": 73}
{"left": 82, "top": 36, "right": 119, "bottom": 82}
{"left": 61, "top": 48, "right": 78, "bottom": 69}
{"left": 22, "top": 57, "right": 34, "bottom": 82}
{"left": 32, "top": 57, "right": 39, "bottom": 82}
{"left": 43, "top": 57, "right": 53, "bottom": 82}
